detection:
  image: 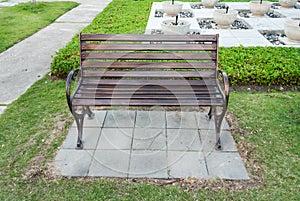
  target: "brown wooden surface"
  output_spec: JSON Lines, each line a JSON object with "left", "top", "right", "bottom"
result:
{"left": 72, "top": 33, "right": 223, "bottom": 107}
{"left": 81, "top": 43, "right": 217, "bottom": 51}
{"left": 81, "top": 61, "right": 216, "bottom": 69}
{"left": 80, "top": 34, "right": 218, "bottom": 42}
{"left": 81, "top": 52, "right": 216, "bottom": 61}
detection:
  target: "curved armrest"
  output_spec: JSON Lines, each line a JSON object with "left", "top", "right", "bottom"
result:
{"left": 66, "top": 69, "right": 80, "bottom": 113}
{"left": 218, "top": 70, "right": 230, "bottom": 108}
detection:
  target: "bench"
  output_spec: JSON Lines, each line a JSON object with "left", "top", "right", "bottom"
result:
{"left": 66, "top": 33, "right": 229, "bottom": 150}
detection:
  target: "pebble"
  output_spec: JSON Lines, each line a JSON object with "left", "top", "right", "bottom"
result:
{"left": 154, "top": 10, "right": 163, "bottom": 18}
{"left": 266, "top": 11, "right": 282, "bottom": 18}
{"left": 179, "top": 10, "right": 194, "bottom": 18}
{"left": 232, "top": 21, "right": 249, "bottom": 29}
{"left": 262, "top": 32, "right": 286, "bottom": 45}
{"left": 154, "top": 10, "right": 194, "bottom": 18}
{"left": 151, "top": 29, "right": 201, "bottom": 35}
{"left": 190, "top": 3, "right": 204, "bottom": 9}
{"left": 271, "top": 3, "right": 281, "bottom": 9}
{"left": 238, "top": 9, "right": 284, "bottom": 18}
{"left": 190, "top": 2, "right": 227, "bottom": 9}
{"left": 238, "top": 10, "right": 251, "bottom": 18}
{"left": 215, "top": 3, "right": 227, "bottom": 9}
{"left": 198, "top": 19, "right": 250, "bottom": 30}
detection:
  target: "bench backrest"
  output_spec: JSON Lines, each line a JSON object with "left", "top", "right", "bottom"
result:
{"left": 80, "top": 33, "right": 219, "bottom": 78}
{"left": 78, "top": 33, "right": 221, "bottom": 106}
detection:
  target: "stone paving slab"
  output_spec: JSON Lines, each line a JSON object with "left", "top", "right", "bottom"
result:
{"left": 129, "top": 150, "right": 168, "bottom": 178}
{"left": 168, "top": 151, "right": 208, "bottom": 178}
{"left": 103, "top": 110, "right": 135, "bottom": 128}
{"left": 55, "top": 110, "right": 250, "bottom": 180}
{"left": 132, "top": 128, "right": 166, "bottom": 150}
{"left": 166, "top": 111, "right": 198, "bottom": 129}
{"left": 55, "top": 149, "right": 93, "bottom": 176}
{"left": 89, "top": 150, "right": 130, "bottom": 177}
{"left": 97, "top": 128, "right": 133, "bottom": 150}
{"left": 205, "top": 152, "right": 250, "bottom": 180}
{"left": 135, "top": 110, "right": 166, "bottom": 128}
{"left": 167, "top": 129, "right": 202, "bottom": 151}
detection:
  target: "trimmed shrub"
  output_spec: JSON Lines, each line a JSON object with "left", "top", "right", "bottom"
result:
{"left": 50, "top": 0, "right": 300, "bottom": 87}
{"left": 219, "top": 46, "right": 300, "bottom": 86}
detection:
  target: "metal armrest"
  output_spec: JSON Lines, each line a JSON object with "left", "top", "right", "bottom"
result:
{"left": 218, "top": 70, "right": 230, "bottom": 108}
{"left": 66, "top": 69, "right": 80, "bottom": 113}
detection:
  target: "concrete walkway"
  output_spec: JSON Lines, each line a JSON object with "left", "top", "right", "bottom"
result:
{"left": 55, "top": 110, "right": 250, "bottom": 179}
{"left": 0, "top": 0, "right": 113, "bottom": 113}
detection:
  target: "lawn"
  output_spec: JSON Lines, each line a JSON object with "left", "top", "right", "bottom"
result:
{"left": 0, "top": 76, "right": 298, "bottom": 200}
{"left": 0, "top": 0, "right": 299, "bottom": 200}
{"left": 0, "top": 1, "right": 78, "bottom": 52}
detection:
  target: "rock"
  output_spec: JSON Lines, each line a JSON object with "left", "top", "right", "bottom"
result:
{"left": 190, "top": 3, "right": 204, "bottom": 9}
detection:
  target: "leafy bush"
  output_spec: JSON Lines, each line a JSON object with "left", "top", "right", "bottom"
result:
{"left": 50, "top": 0, "right": 300, "bottom": 87}
{"left": 219, "top": 46, "right": 300, "bottom": 86}
{"left": 50, "top": 37, "right": 80, "bottom": 78}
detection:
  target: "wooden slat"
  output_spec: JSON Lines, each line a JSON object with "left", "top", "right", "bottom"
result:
{"left": 81, "top": 70, "right": 215, "bottom": 79}
{"left": 72, "top": 98, "right": 224, "bottom": 106}
{"left": 77, "top": 85, "right": 217, "bottom": 93}
{"left": 76, "top": 85, "right": 219, "bottom": 96}
{"left": 81, "top": 43, "right": 217, "bottom": 51}
{"left": 81, "top": 61, "right": 216, "bottom": 69}
{"left": 76, "top": 86, "right": 219, "bottom": 95}
{"left": 77, "top": 92, "right": 220, "bottom": 98}
{"left": 80, "top": 34, "right": 218, "bottom": 43}
{"left": 81, "top": 52, "right": 216, "bottom": 60}
{"left": 80, "top": 79, "right": 216, "bottom": 86}
{"left": 74, "top": 93, "right": 222, "bottom": 99}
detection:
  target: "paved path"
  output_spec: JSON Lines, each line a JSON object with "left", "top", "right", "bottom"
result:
{"left": 0, "top": 0, "right": 113, "bottom": 113}
{"left": 55, "top": 110, "right": 249, "bottom": 179}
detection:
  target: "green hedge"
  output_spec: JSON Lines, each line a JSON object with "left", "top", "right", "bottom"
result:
{"left": 219, "top": 46, "right": 300, "bottom": 86}
{"left": 50, "top": 0, "right": 300, "bottom": 86}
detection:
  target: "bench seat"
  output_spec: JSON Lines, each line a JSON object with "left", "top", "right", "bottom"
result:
{"left": 66, "top": 33, "right": 229, "bottom": 149}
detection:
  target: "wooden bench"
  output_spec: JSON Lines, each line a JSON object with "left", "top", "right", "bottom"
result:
{"left": 66, "top": 33, "right": 229, "bottom": 150}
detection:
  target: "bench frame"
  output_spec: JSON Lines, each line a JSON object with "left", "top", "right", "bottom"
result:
{"left": 66, "top": 33, "right": 229, "bottom": 150}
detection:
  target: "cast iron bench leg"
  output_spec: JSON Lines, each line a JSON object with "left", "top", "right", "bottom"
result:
{"left": 208, "top": 106, "right": 213, "bottom": 119}
{"left": 211, "top": 105, "right": 227, "bottom": 150}
{"left": 73, "top": 111, "right": 84, "bottom": 149}
{"left": 73, "top": 106, "right": 95, "bottom": 149}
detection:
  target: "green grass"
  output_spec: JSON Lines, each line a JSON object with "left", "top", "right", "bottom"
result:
{"left": 0, "top": 0, "right": 299, "bottom": 199}
{"left": 0, "top": 1, "right": 78, "bottom": 53}
{"left": 0, "top": 75, "right": 299, "bottom": 200}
